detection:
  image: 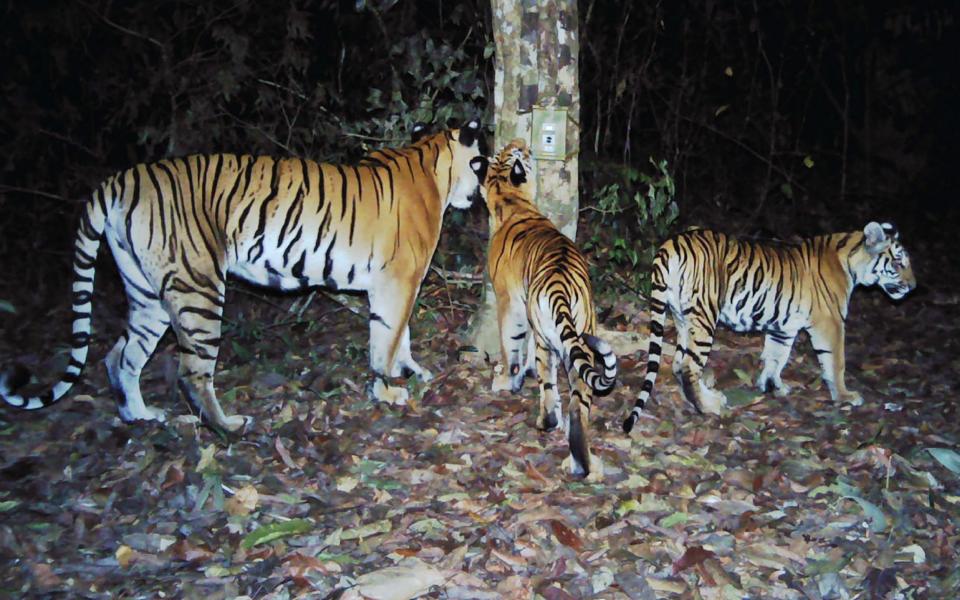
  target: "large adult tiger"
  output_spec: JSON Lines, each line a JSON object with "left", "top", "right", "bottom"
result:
{"left": 472, "top": 139, "right": 617, "bottom": 478}
{"left": 622, "top": 223, "right": 916, "bottom": 433}
{"left": 0, "top": 121, "right": 486, "bottom": 432}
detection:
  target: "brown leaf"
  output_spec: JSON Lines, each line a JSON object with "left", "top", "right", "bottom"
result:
{"left": 524, "top": 460, "right": 549, "bottom": 483}
{"left": 283, "top": 552, "right": 331, "bottom": 577}
{"left": 224, "top": 484, "right": 259, "bottom": 516}
{"left": 30, "top": 562, "right": 62, "bottom": 588}
{"left": 169, "top": 539, "right": 214, "bottom": 564}
{"left": 275, "top": 436, "right": 298, "bottom": 470}
{"left": 550, "top": 520, "right": 583, "bottom": 552}
{"left": 671, "top": 545, "right": 715, "bottom": 576}
{"left": 542, "top": 586, "right": 577, "bottom": 600}
{"left": 161, "top": 461, "right": 184, "bottom": 490}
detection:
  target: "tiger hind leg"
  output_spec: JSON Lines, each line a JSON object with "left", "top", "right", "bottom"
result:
{"left": 492, "top": 291, "right": 529, "bottom": 393}
{"left": 675, "top": 319, "right": 726, "bottom": 415}
{"left": 105, "top": 299, "right": 170, "bottom": 423}
{"left": 534, "top": 339, "right": 561, "bottom": 431}
{"left": 757, "top": 331, "right": 797, "bottom": 396}
{"left": 165, "top": 281, "right": 248, "bottom": 432}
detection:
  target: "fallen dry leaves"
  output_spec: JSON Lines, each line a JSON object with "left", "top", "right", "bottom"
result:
{"left": 0, "top": 243, "right": 958, "bottom": 598}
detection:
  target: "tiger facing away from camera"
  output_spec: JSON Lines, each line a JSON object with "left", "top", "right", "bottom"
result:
{"left": 472, "top": 139, "right": 617, "bottom": 478}
{"left": 622, "top": 223, "right": 916, "bottom": 433}
{"left": 0, "top": 121, "right": 487, "bottom": 432}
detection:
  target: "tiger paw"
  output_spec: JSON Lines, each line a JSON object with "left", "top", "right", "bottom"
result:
{"left": 119, "top": 405, "right": 167, "bottom": 423}
{"left": 370, "top": 378, "right": 409, "bottom": 406}
{"left": 562, "top": 453, "right": 604, "bottom": 481}
{"left": 757, "top": 376, "right": 791, "bottom": 397}
{"left": 393, "top": 360, "right": 434, "bottom": 382}
{"left": 220, "top": 414, "right": 251, "bottom": 433}
{"left": 838, "top": 390, "right": 863, "bottom": 406}
{"left": 699, "top": 387, "right": 728, "bottom": 415}
{"left": 491, "top": 370, "right": 514, "bottom": 393}
{"left": 537, "top": 403, "right": 562, "bottom": 431}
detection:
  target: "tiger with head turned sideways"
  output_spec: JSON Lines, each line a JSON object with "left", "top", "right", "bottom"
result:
{"left": 1, "top": 120, "right": 486, "bottom": 433}
{"left": 471, "top": 139, "right": 618, "bottom": 478}
{"left": 622, "top": 223, "right": 916, "bottom": 433}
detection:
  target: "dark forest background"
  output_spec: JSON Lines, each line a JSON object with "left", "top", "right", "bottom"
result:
{"left": 0, "top": 0, "right": 957, "bottom": 305}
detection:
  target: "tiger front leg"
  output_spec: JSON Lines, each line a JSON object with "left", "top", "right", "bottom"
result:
{"left": 367, "top": 284, "right": 417, "bottom": 406}
{"left": 809, "top": 320, "right": 862, "bottom": 406}
{"left": 757, "top": 331, "right": 797, "bottom": 397}
{"left": 492, "top": 291, "right": 529, "bottom": 393}
{"left": 392, "top": 324, "right": 433, "bottom": 382}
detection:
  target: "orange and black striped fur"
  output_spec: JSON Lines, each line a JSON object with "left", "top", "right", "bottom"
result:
{"left": 472, "top": 139, "right": 617, "bottom": 477}
{"left": 623, "top": 223, "right": 916, "bottom": 433}
{"left": 1, "top": 121, "right": 486, "bottom": 432}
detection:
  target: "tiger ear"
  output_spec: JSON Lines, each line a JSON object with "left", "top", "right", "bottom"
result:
{"left": 458, "top": 118, "right": 483, "bottom": 148}
{"left": 411, "top": 122, "right": 429, "bottom": 142}
{"left": 864, "top": 221, "right": 891, "bottom": 254}
{"left": 469, "top": 156, "right": 488, "bottom": 181}
{"left": 509, "top": 159, "right": 527, "bottom": 187}
{"left": 881, "top": 222, "right": 899, "bottom": 241}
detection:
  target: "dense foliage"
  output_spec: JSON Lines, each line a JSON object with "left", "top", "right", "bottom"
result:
{"left": 2, "top": 1, "right": 956, "bottom": 302}
{"left": 581, "top": 0, "right": 958, "bottom": 232}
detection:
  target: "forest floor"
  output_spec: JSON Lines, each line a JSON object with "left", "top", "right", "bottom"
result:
{"left": 0, "top": 234, "right": 958, "bottom": 599}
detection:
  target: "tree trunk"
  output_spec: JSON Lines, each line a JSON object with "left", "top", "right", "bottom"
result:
{"left": 468, "top": 0, "right": 580, "bottom": 358}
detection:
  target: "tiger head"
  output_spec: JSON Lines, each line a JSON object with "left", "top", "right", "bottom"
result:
{"left": 444, "top": 119, "right": 488, "bottom": 210}
{"left": 856, "top": 222, "right": 917, "bottom": 300}
{"left": 470, "top": 139, "right": 535, "bottom": 225}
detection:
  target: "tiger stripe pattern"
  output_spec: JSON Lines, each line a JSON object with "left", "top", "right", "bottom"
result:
{"left": 473, "top": 139, "right": 617, "bottom": 478}
{"left": 622, "top": 223, "right": 916, "bottom": 433}
{"left": 1, "top": 121, "right": 486, "bottom": 432}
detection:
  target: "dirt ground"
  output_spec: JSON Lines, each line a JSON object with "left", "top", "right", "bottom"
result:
{"left": 0, "top": 233, "right": 958, "bottom": 599}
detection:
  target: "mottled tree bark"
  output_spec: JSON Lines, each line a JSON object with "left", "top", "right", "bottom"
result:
{"left": 469, "top": 0, "right": 580, "bottom": 357}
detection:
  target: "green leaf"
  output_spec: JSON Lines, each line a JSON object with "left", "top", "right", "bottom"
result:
{"left": 340, "top": 519, "right": 392, "bottom": 541}
{"left": 0, "top": 500, "right": 19, "bottom": 512}
{"left": 841, "top": 496, "right": 887, "bottom": 532}
{"left": 0, "top": 300, "right": 15, "bottom": 314}
{"left": 733, "top": 368, "right": 753, "bottom": 386}
{"left": 780, "top": 182, "right": 794, "bottom": 199}
{"left": 615, "top": 498, "right": 641, "bottom": 517}
{"left": 803, "top": 156, "right": 815, "bottom": 168}
{"left": 927, "top": 448, "right": 960, "bottom": 475}
{"left": 660, "top": 512, "right": 688, "bottom": 527}
{"left": 241, "top": 518, "right": 313, "bottom": 549}
{"left": 725, "top": 387, "right": 764, "bottom": 408}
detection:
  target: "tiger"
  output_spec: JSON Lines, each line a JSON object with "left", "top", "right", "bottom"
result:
{"left": 0, "top": 120, "right": 487, "bottom": 433}
{"left": 471, "top": 139, "right": 617, "bottom": 478}
{"left": 622, "top": 222, "right": 916, "bottom": 433}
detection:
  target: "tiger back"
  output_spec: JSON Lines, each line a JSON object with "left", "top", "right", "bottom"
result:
{"left": 622, "top": 224, "right": 916, "bottom": 433}
{"left": 472, "top": 139, "right": 617, "bottom": 478}
{"left": 1, "top": 121, "right": 486, "bottom": 433}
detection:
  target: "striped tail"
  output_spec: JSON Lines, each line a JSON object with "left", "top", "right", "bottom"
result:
{"left": 1, "top": 186, "right": 109, "bottom": 411}
{"left": 557, "top": 313, "right": 618, "bottom": 395}
{"left": 623, "top": 277, "right": 668, "bottom": 434}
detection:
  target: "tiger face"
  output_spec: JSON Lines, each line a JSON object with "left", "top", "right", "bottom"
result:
{"left": 857, "top": 222, "right": 917, "bottom": 300}
{"left": 469, "top": 138, "right": 536, "bottom": 226}
{"left": 446, "top": 120, "right": 488, "bottom": 209}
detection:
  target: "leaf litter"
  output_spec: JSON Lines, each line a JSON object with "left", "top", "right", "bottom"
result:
{"left": 0, "top": 244, "right": 958, "bottom": 599}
